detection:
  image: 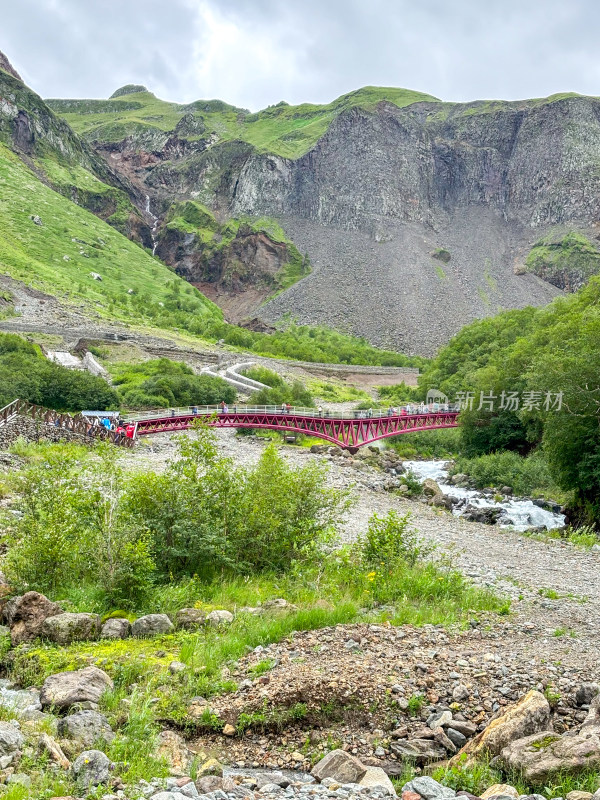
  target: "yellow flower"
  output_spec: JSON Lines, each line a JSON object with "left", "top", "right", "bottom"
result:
{"left": 367, "top": 571, "right": 376, "bottom": 581}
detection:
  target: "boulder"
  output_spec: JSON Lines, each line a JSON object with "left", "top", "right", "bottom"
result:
{"left": 6, "top": 592, "right": 62, "bottom": 645}
{"left": 359, "top": 766, "right": 396, "bottom": 796}
{"left": 100, "top": 617, "right": 131, "bottom": 639}
{"left": 575, "top": 683, "right": 600, "bottom": 706}
{"left": 40, "top": 667, "right": 113, "bottom": 709}
{"left": 156, "top": 730, "right": 192, "bottom": 774}
{"left": 498, "top": 695, "right": 600, "bottom": 783}
{"left": 72, "top": 748, "right": 112, "bottom": 788}
{"left": 391, "top": 738, "right": 447, "bottom": 764}
{"left": 402, "top": 776, "right": 456, "bottom": 800}
{"left": 481, "top": 786, "right": 518, "bottom": 800}
{"left": 462, "top": 505, "right": 503, "bottom": 524}
{"left": 206, "top": 610, "right": 234, "bottom": 626}
{"left": 57, "top": 710, "right": 114, "bottom": 748}
{"left": 175, "top": 608, "right": 206, "bottom": 630}
{"left": 311, "top": 749, "right": 367, "bottom": 784}
{"left": 41, "top": 612, "right": 101, "bottom": 644}
{"left": 422, "top": 479, "right": 442, "bottom": 497}
{"left": 0, "top": 685, "right": 41, "bottom": 716}
{"left": 0, "top": 720, "right": 24, "bottom": 768}
{"left": 452, "top": 690, "right": 550, "bottom": 761}
{"left": 131, "top": 613, "right": 174, "bottom": 637}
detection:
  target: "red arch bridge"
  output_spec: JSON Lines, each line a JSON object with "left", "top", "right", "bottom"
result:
{"left": 125, "top": 405, "right": 460, "bottom": 452}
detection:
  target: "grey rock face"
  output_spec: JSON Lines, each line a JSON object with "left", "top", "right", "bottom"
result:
{"left": 72, "top": 748, "right": 112, "bottom": 788}
{"left": 131, "top": 613, "right": 174, "bottom": 637}
{"left": 57, "top": 709, "right": 115, "bottom": 748}
{"left": 40, "top": 666, "right": 113, "bottom": 709}
{"left": 41, "top": 612, "right": 101, "bottom": 644}
{"left": 100, "top": 617, "right": 131, "bottom": 639}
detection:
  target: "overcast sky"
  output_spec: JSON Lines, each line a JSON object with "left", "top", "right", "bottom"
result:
{"left": 2, "top": 0, "right": 600, "bottom": 110}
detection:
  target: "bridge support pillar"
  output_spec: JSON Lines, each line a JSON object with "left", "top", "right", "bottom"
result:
{"left": 347, "top": 446, "right": 360, "bottom": 455}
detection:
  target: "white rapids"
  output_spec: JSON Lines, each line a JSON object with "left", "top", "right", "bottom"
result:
{"left": 404, "top": 460, "right": 565, "bottom": 532}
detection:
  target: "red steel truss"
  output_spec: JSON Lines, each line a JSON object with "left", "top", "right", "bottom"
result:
{"left": 133, "top": 410, "right": 459, "bottom": 451}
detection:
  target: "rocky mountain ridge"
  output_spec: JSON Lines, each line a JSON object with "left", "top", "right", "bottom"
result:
{"left": 4, "top": 46, "right": 600, "bottom": 354}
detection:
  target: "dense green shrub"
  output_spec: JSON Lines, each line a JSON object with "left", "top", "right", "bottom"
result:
{"left": 452, "top": 450, "right": 554, "bottom": 496}
{"left": 250, "top": 378, "right": 313, "bottom": 408}
{"left": 5, "top": 426, "right": 350, "bottom": 603}
{"left": 419, "top": 278, "right": 600, "bottom": 524}
{"left": 112, "top": 358, "right": 236, "bottom": 408}
{"left": 241, "top": 365, "right": 284, "bottom": 388}
{"left": 0, "top": 333, "right": 118, "bottom": 410}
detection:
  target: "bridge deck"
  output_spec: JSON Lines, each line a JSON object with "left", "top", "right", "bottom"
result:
{"left": 127, "top": 405, "right": 459, "bottom": 451}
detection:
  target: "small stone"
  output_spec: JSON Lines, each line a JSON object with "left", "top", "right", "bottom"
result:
{"left": 222, "top": 724, "right": 236, "bottom": 736}
{"left": 446, "top": 728, "right": 467, "bottom": 749}
{"left": 169, "top": 661, "right": 186, "bottom": 674}
{"left": 427, "top": 709, "right": 453, "bottom": 729}
{"left": 312, "top": 749, "right": 367, "bottom": 784}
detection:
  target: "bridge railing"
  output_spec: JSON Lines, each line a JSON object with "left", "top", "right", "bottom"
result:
{"left": 0, "top": 399, "right": 134, "bottom": 447}
{"left": 124, "top": 403, "right": 460, "bottom": 422}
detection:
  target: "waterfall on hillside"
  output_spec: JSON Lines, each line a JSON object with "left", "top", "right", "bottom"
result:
{"left": 145, "top": 194, "right": 159, "bottom": 256}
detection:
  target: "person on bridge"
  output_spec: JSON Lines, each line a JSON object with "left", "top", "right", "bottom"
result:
{"left": 220, "top": 401, "right": 226, "bottom": 414}
{"left": 286, "top": 403, "right": 292, "bottom": 414}
{"left": 281, "top": 403, "right": 287, "bottom": 414}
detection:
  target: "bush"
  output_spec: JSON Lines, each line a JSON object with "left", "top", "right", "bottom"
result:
{"left": 250, "top": 379, "right": 313, "bottom": 408}
{"left": 112, "top": 358, "right": 236, "bottom": 409}
{"left": 0, "top": 333, "right": 119, "bottom": 411}
{"left": 241, "top": 366, "right": 283, "bottom": 388}
{"left": 452, "top": 449, "right": 554, "bottom": 496}
{"left": 357, "top": 511, "right": 430, "bottom": 568}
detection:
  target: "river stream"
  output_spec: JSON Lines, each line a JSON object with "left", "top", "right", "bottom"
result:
{"left": 404, "top": 460, "right": 565, "bottom": 531}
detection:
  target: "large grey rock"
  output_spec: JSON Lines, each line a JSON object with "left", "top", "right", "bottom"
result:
{"left": 391, "top": 738, "right": 447, "bottom": 764}
{"left": 72, "top": 748, "right": 112, "bottom": 788}
{"left": 206, "top": 609, "right": 234, "bottom": 626}
{"left": 311, "top": 749, "right": 367, "bottom": 784}
{"left": 402, "top": 776, "right": 456, "bottom": 800}
{"left": 57, "top": 710, "right": 115, "bottom": 748}
{"left": 6, "top": 592, "right": 62, "bottom": 645}
{"left": 0, "top": 721, "right": 24, "bottom": 768}
{"left": 575, "top": 683, "right": 600, "bottom": 706}
{"left": 41, "top": 612, "right": 101, "bottom": 644}
{"left": 498, "top": 695, "right": 600, "bottom": 783}
{"left": 131, "top": 613, "right": 174, "bottom": 637}
{"left": 359, "top": 766, "right": 396, "bottom": 796}
{"left": 101, "top": 617, "right": 131, "bottom": 639}
{"left": 40, "top": 666, "right": 113, "bottom": 709}
{"left": 175, "top": 608, "right": 207, "bottom": 629}
{"left": 0, "top": 685, "right": 41, "bottom": 715}
{"left": 462, "top": 689, "right": 551, "bottom": 759}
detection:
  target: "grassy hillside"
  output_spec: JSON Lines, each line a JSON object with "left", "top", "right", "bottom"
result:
{"left": 0, "top": 143, "right": 221, "bottom": 329}
{"left": 48, "top": 86, "right": 440, "bottom": 159}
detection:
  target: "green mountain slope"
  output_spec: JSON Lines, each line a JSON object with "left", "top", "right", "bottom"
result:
{"left": 0, "top": 142, "right": 221, "bottom": 329}
{"left": 47, "top": 86, "right": 440, "bottom": 159}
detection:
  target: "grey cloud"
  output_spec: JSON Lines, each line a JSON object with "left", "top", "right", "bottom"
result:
{"left": 1, "top": 0, "right": 599, "bottom": 109}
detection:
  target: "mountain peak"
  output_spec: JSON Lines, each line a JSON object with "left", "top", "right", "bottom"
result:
{"left": 0, "top": 50, "right": 23, "bottom": 82}
{"left": 109, "top": 84, "right": 149, "bottom": 99}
